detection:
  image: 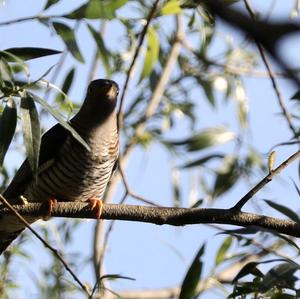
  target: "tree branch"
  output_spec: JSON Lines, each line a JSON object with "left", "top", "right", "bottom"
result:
{"left": 231, "top": 150, "right": 300, "bottom": 211}
{"left": 1, "top": 202, "right": 300, "bottom": 238}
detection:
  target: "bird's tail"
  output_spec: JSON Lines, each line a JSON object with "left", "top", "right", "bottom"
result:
{"left": 0, "top": 215, "right": 37, "bottom": 254}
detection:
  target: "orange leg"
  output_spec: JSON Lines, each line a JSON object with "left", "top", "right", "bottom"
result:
{"left": 88, "top": 198, "right": 103, "bottom": 219}
{"left": 47, "top": 198, "right": 58, "bottom": 216}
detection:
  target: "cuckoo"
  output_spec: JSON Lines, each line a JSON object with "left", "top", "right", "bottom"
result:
{"left": 0, "top": 79, "right": 119, "bottom": 254}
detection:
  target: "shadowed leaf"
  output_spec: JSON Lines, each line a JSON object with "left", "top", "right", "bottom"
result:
{"left": 44, "top": 0, "right": 60, "bottom": 10}
{"left": 20, "top": 93, "right": 41, "bottom": 177}
{"left": 1, "top": 47, "right": 61, "bottom": 61}
{"left": 179, "top": 244, "right": 205, "bottom": 299}
{"left": 55, "top": 68, "right": 75, "bottom": 105}
{"left": 179, "top": 153, "right": 224, "bottom": 168}
{"left": 0, "top": 98, "right": 17, "bottom": 165}
{"left": 139, "top": 26, "right": 159, "bottom": 82}
{"left": 52, "top": 22, "right": 84, "bottom": 63}
{"left": 264, "top": 199, "right": 300, "bottom": 223}
{"left": 87, "top": 24, "right": 111, "bottom": 76}
{"left": 28, "top": 92, "right": 90, "bottom": 151}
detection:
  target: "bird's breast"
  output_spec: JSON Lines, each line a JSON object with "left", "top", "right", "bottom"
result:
{"left": 25, "top": 131, "right": 118, "bottom": 203}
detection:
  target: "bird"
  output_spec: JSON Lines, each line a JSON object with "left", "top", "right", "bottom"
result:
{"left": 0, "top": 79, "right": 119, "bottom": 254}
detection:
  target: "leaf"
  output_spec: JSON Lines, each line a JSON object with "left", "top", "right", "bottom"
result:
{"left": 44, "top": 0, "right": 60, "bottom": 10}
{"left": 179, "top": 153, "right": 224, "bottom": 168}
{"left": 65, "top": 0, "right": 128, "bottom": 20}
{"left": 20, "top": 93, "right": 41, "bottom": 177}
{"left": 100, "top": 274, "right": 135, "bottom": 281}
{"left": 291, "top": 90, "right": 300, "bottom": 100}
{"left": 160, "top": 0, "right": 182, "bottom": 15}
{"left": 196, "top": 77, "right": 215, "bottom": 106}
{"left": 215, "top": 236, "right": 233, "bottom": 266}
{"left": 55, "top": 68, "right": 75, "bottom": 105}
{"left": 28, "top": 92, "right": 90, "bottom": 151}
{"left": 212, "top": 156, "right": 240, "bottom": 198}
{"left": 0, "top": 98, "right": 17, "bottom": 165}
{"left": 87, "top": 24, "right": 111, "bottom": 76}
{"left": 233, "top": 262, "right": 264, "bottom": 282}
{"left": 170, "top": 126, "right": 235, "bottom": 151}
{"left": 0, "top": 57, "right": 13, "bottom": 82}
{"left": 171, "top": 168, "right": 181, "bottom": 207}
{"left": 259, "top": 262, "right": 299, "bottom": 293}
{"left": 179, "top": 244, "right": 205, "bottom": 299}
{"left": 52, "top": 22, "right": 84, "bottom": 63}
{"left": 139, "top": 26, "right": 159, "bottom": 82}
{"left": 264, "top": 199, "right": 300, "bottom": 223}
{"left": 1, "top": 47, "right": 61, "bottom": 61}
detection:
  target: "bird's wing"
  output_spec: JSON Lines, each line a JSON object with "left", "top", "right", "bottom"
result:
{"left": 3, "top": 123, "right": 70, "bottom": 201}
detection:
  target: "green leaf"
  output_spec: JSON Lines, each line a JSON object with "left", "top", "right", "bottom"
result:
{"left": 170, "top": 126, "right": 235, "bottom": 152}
{"left": 55, "top": 68, "right": 75, "bottom": 105}
{"left": 196, "top": 77, "right": 215, "bottom": 106}
{"left": 179, "top": 244, "right": 205, "bottom": 299}
{"left": 212, "top": 156, "right": 239, "bottom": 198}
{"left": 28, "top": 92, "right": 90, "bottom": 151}
{"left": 20, "top": 93, "right": 41, "bottom": 177}
{"left": 100, "top": 274, "right": 135, "bottom": 281}
{"left": 161, "top": 0, "right": 182, "bottom": 15}
{"left": 0, "top": 98, "right": 17, "bottom": 165}
{"left": 1, "top": 47, "right": 61, "bottom": 61}
{"left": 233, "top": 262, "right": 264, "bottom": 282}
{"left": 52, "top": 22, "right": 84, "bottom": 63}
{"left": 259, "top": 262, "right": 299, "bottom": 293}
{"left": 65, "top": 0, "right": 128, "bottom": 20}
{"left": 0, "top": 57, "right": 13, "bottom": 82}
{"left": 87, "top": 24, "right": 111, "bottom": 76}
{"left": 264, "top": 199, "right": 300, "bottom": 223}
{"left": 179, "top": 153, "right": 224, "bottom": 168}
{"left": 44, "top": 0, "right": 60, "bottom": 10}
{"left": 215, "top": 236, "right": 233, "bottom": 266}
{"left": 139, "top": 26, "right": 159, "bottom": 82}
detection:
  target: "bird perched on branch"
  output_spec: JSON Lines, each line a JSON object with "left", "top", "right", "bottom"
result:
{"left": 0, "top": 79, "right": 119, "bottom": 254}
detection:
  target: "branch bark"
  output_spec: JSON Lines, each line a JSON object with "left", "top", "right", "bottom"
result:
{"left": 1, "top": 202, "right": 300, "bottom": 238}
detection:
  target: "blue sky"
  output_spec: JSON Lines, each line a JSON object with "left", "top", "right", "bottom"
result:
{"left": 1, "top": 1, "right": 300, "bottom": 298}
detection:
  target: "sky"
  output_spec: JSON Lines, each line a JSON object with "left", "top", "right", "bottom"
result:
{"left": 1, "top": 1, "right": 300, "bottom": 298}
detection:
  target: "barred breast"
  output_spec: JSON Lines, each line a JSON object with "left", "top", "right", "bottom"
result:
{"left": 24, "top": 125, "right": 119, "bottom": 203}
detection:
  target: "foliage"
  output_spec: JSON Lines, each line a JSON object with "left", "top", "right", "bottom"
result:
{"left": 1, "top": 0, "right": 300, "bottom": 298}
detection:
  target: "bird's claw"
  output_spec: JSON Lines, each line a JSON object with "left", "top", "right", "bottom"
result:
{"left": 88, "top": 198, "right": 103, "bottom": 219}
{"left": 47, "top": 198, "right": 58, "bottom": 216}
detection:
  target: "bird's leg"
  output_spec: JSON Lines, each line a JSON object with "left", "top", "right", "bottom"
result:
{"left": 88, "top": 198, "right": 103, "bottom": 219}
{"left": 47, "top": 198, "right": 58, "bottom": 216}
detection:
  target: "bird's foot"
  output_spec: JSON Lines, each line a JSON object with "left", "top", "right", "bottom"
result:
{"left": 88, "top": 198, "right": 103, "bottom": 219}
{"left": 47, "top": 198, "right": 58, "bottom": 216}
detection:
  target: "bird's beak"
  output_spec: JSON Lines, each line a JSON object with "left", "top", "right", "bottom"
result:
{"left": 105, "top": 84, "right": 119, "bottom": 100}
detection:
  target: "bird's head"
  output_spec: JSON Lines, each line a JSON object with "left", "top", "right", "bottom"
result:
{"left": 87, "top": 79, "right": 119, "bottom": 108}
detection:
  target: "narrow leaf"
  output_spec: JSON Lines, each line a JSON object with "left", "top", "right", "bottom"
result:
{"left": 52, "top": 22, "right": 84, "bottom": 63}
{"left": 20, "top": 94, "right": 41, "bottom": 177}
{"left": 215, "top": 236, "right": 233, "bottom": 266}
{"left": 179, "top": 244, "right": 205, "bottom": 299}
{"left": 28, "top": 92, "right": 90, "bottom": 151}
{"left": 44, "top": 0, "right": 60, "bottom": 10}
{"left": 161, "top": 0, "right": 181, "bottom": 15}
{"left": 264, "top": 199, "right": 300, "bottom": 223}
{"left": 170, "top": 126, "right": 235, "bottom": 151}
{"left": 87, "top": 24, "right": 111, "bottom": 76}
{"left": 55, "top": 68, "right": 75, "bottom": 104}
{"left": 179, "top": 153, "right": 224, "bottom": 168}
{"left": 0, "top": 98, "right": 17, "bottom": 165}
{"left": 65, "top": 0, "right": 128, "bottom": 20}
{"left": 2, "top": 47, "right": 61, "bottom": 61}
{"left": 139, "top": 26, "right": 159, "bottom": 82}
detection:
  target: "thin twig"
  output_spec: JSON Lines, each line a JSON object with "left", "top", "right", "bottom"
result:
{"left": 117, "top": 0, "right": 161, "bottom": 130}
{"left": 0, "top": 194, "right": 91, "bottom": 297}
{"left": 231, "top": 150, "right": 300, "bottom": 211}
{"left": 243, "top": 0, "right": 298, "bottom": 137}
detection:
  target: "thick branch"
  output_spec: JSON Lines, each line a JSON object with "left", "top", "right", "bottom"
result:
{"left": 1, "top": 202, "right": 300, "bottom": 238}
